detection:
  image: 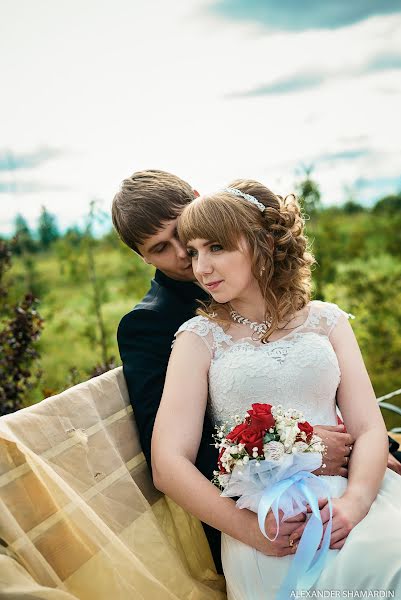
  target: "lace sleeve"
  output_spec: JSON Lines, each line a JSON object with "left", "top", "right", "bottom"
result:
{"left": 174, "top": 316, "right": 216, "bottom": 357}
{"left": 309, "top": 301, "right": 355, "bottom": 337}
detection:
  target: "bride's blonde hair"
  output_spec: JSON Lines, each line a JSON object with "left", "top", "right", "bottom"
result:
{"left": 177, "top": 179, "right": 315, "bottom": 342}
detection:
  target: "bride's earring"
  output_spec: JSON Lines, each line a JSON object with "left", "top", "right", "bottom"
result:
{"left": 259, "top": 266, "right": 265, "bottom": 278}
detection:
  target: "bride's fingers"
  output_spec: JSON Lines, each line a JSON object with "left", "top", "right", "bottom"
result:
{"left": 264, "top": 517, "right": 305, "bottom": 541}
{"left": 306, "top": 498, "right": 328, "bottom": 513}
{"left": 330, "top": 528, "right": 348, "bottom": 546}
{"left": 276, "top": 544, "right": 298, "bottom": 557}
{"left": 319, "top": 502, "right": 334, "bottom": 525}
{"left": 279, "top": 522, "right": 304, "bottom": 538}
{"left": 277, "top": 537, "right": 300, "bottom": 555}
{"left": 284, "top": 522, "right": 306, "bottom": 542}
{"left": 284, "top": 513, "right": 306, "bottom": 523}
{"left": 272, "top": 524, "right": 306, "bottom": 549}
{"left": 330, "top": 539, "right": 347, "bottom": 550}
{"left": 316, "top": 521, "right": 339, "bottom": 549}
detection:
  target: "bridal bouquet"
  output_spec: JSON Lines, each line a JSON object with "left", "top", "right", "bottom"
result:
{"left": 213, "top": 403, "right": 332, "bottom": 597}
{"left": 213, "top": 403, "right": 325, "bottom": 498}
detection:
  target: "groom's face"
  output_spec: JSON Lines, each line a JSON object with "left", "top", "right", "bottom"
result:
{"left": 137, "top": 218, "right": 195, "bottom": 281}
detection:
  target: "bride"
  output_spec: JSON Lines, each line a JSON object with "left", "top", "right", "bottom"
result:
{"left": 151, "top": 180, "right": 401, "bottom": 598}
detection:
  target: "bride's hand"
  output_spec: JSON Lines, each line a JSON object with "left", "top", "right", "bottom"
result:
{"left": 318, "top": 495, "right": 370, "bottom": 550}
{"left": 252, "top": 509, "right": 307, "bottom": 557}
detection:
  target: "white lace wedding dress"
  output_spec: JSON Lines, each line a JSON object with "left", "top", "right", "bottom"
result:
{"left": 176, "top": 301, "right": 401, "bottom": 599}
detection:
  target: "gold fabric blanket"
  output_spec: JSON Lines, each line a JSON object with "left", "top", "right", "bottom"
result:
{"left": 0, "top": 367, "right": 226, "bottom": 599}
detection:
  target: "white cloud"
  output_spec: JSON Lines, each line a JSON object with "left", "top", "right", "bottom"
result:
{"left": 0, "top": 1, "right": 400, "bottom": 234}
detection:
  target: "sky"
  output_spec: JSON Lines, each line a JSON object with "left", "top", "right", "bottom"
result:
{"left": 1, "top": 0, "right": 401, "bottom": 235}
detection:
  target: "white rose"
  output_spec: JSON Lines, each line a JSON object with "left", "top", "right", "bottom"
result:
{"left": 294, "top": 441, "right": 309, "bottom": 453}
{"left": 263, "top": 441, "right": 285, "bottom": 461}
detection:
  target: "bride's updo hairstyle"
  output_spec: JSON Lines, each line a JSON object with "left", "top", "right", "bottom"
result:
{"left": 178, "top": 179, "right": 315, "bottom": 342}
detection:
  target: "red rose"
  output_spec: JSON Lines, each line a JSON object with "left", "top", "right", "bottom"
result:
{"left": 247, "top": 403, "right": 275, "bottom": 431}
{"left": 240, "top": 426, "right": 264, "bottom": 455}
{"left": 297, "top": 421, "right": 314, "bottom": 442}
{"left": 217, "top": 447, "right": 228, "bottom": 473}
{"left": 226, "top": 422, "right": 249, "bottom": 443}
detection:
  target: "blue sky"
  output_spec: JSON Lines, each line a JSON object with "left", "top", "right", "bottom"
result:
{"left": 1, "top": 0, "right": 401, "bottom": 235}
{"left": 211, "top": 1, "right": 401, "bottom": 31}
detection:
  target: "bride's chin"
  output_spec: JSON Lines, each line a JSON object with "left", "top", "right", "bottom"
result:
{"left": 210, "top": 294, "right": 233, "bottom": 304}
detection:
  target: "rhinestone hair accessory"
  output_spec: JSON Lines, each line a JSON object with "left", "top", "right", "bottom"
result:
{"left": 222, "top": 187, "right": 266, "bottom": 213}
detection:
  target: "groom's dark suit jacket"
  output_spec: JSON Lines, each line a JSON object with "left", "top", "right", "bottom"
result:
{"left": 117, "top": 269, "right": 222, "bottom": 572}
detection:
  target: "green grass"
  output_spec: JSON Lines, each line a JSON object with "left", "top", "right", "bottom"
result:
{"left": 8, "top": 245, "right": 153, "bottom": 403}
{"left": 4, "top": 239, "right": 401, "bottom": 432}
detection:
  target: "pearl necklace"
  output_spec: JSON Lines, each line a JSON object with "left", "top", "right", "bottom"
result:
{"left": 229, "top": 309, "right": 272, "bottom": 336}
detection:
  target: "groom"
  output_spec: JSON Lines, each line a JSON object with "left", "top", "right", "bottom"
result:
{"left": 112, "top": 169, "right": 401, "bottom": 572}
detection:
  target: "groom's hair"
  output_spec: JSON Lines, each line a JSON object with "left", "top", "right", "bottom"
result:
{"left": 112, "top": 169, "right": 195, "bottom": 254}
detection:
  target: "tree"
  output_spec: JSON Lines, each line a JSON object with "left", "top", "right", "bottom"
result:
{"left": 37, "top": 206, "right": 60, "bottom": 250}
{"left": 372, "top": 193, "right": 401, "bottom": 214}
{"left": 83, "top": 201, "right": 111, "bottom": 368}
{"left": 13, "top": 214, "right": 36, "bottom": 254}
{"left": 342, "top": 200, "right": 365, "bottom": 214}
{"left": 54, "top": 226, "right": 85, "bottom": 281}
{"left": 295, "top": 165, "right": 322, "bottom": 216}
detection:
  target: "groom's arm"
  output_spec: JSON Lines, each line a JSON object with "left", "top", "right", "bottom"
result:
{"left": 117, "top": 308, "right": 173, "bottom": 472}
{"left": 117, "top": 308, "right": 218, "bottom": 479}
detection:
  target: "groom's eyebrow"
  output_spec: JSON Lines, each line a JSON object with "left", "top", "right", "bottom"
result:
{"left": 147, "top": 228, "right": 180, "bottom": 253}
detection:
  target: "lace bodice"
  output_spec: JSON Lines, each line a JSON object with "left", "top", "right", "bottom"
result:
{"left": 175, "top": 301, "right": 352, "bottom": 428}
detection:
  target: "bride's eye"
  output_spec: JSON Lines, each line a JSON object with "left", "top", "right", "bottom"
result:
{"left": 210, "top": 244, "right": 223, "bottom": 252}
{"left": 187, "top": 248, "right": 197, "bottom": 258}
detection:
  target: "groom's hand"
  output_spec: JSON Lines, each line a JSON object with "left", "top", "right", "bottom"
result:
{"left": 312, "top": 425, "right": 354, "bottom": 477}
{"left": 387, "top": 453, "right": 401, "bottom": 475}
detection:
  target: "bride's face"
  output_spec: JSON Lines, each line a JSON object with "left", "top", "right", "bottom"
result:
{"left": 186, "top": 237, "right": 259, "bottom": 302}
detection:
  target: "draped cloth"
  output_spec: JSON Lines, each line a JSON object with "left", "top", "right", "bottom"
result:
{"left": 0, "top": 368, "right": 226, "bottom": 600}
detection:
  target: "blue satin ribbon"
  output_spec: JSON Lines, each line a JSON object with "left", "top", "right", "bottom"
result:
{"left": 257, "top": 470, "right": 332, "bottom": 599}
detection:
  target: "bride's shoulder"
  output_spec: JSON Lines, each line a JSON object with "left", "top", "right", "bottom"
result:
{"left": 307, "top": 300, "right": 355, "bottom": 333}
{"left": 174, "top": 315, "right": 230, "bottom": 358}
{"left": 176, "top": 314, "right": 232, "bottom": 345}
{"left": 176, "top": 315, "right": 217, "bottom": 338}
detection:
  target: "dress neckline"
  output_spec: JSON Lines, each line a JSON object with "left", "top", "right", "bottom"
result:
{"left": 209, "top": 302, "right": 315, "bottom": 347}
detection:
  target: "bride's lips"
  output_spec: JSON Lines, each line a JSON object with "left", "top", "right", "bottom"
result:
{"left": 204, "top": 280, "right": 223, "bottom": 291}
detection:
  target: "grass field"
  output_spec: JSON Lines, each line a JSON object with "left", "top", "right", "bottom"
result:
{"left": 5, "top": 235, "right": 401, "bottom": 431}
{"left": 10, "top": 244, "right": 153, "bottom": 402}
